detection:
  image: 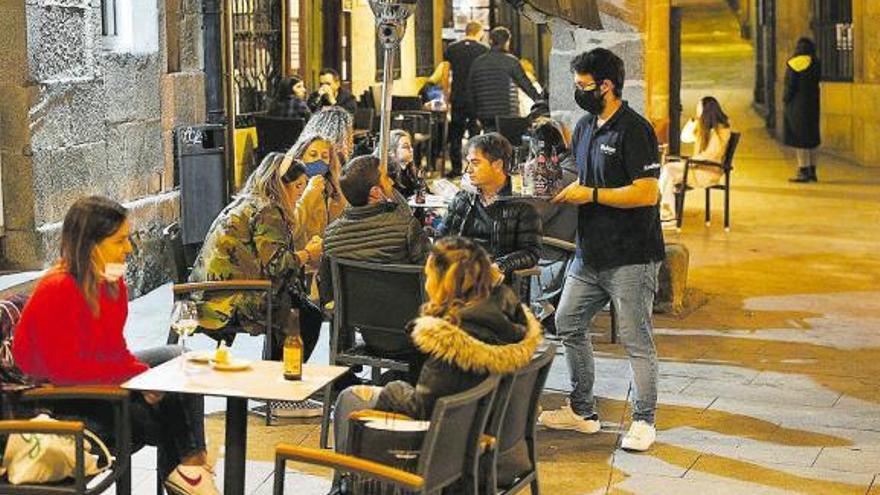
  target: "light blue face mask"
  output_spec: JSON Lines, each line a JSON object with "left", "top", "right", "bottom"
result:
{"left": 304, "top": 159, "right": 330, "bottom": 177}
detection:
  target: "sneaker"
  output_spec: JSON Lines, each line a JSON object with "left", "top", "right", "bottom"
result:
{"left": 165, "top": 465, "right": 220, "bottom": 495}
{"left": 270, "top": 399, "right": 324, "bottom": 418}
{"left": 620, "top": 420, "right": 656, "bottom": 452}
{"left": 538, "top": 403, "right": 601, "bottom": 434}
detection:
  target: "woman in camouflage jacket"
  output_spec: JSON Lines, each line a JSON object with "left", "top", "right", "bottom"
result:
{"left": 189, "top": 152, "right": 325, "bottom": 358}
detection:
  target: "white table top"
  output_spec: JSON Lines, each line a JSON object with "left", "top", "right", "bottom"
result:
{"left": 122, "top": 357, "right": 350, "bottom": 402}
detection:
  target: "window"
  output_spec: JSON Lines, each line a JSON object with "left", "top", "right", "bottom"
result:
{"left": 101, "top": 0, "right": 118, "bottom": 36}
{"left": 101, "top": 0, "right": 159, "bottom": 53}
{"left": 812, "top": 0, "right": 853, "bottom": 82}
{"left": 414, "top": 0, "right": 435, "bottom": 77}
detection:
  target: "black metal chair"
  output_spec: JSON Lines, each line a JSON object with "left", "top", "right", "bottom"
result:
{"left": 319, "top": 258, "right": 427, "bottom": 449}
{"left": 274, "top": 375, "right": 499, "bottom": 495}
{"left": 354, "top": 108, "right": 375, "bottom": 132}
{"left": 495, "top": 117, "right": 530, "bottom": 147}
{"left": 0, "top": 387, "right": 133, "bottom": 495}
{"left": 481, "top": 344, "right": 556, "bottom": 495}
{"left": 254, "top": 115, "right": 306, "bottom": 163}
{"left": 674, "top": 132, "right": 741, "bottom": 232}
{"left": 391, "top": 96, "right": 424, "bottom": 112}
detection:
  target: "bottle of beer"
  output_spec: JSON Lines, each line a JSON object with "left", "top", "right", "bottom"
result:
{"left": 415, "top": 167, "right": 427, "bottom": 204}
{"left": 283, "top": 329, "right": 303, "bottom": 381}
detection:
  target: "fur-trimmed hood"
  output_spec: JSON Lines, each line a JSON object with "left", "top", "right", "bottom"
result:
{"left": 409, "top": 305, "right": 543, "bottom": 375}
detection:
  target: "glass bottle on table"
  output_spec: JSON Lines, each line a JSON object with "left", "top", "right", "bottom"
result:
{"left": 510, "top": 146, "right": 524, "bottom": 195}
{"left": 415, "top": 166, "right": 427, "bottom": 204}
{"left": 283, "top": 324, "right": 304, "bottom": 381}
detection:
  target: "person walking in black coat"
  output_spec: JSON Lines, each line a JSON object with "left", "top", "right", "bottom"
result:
{"left": 784, "top": 37, "right": 821, "bottom": 183}
{"left": 444, "top": 21, "right": 489, "bottom": 177}
{"left": 468, "top": 27, "right": 543, "bottom": 132}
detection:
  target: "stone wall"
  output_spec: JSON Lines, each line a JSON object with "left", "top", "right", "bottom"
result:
{"left": 543, "top": 0, "right": 668, "bottom": 133}
{"left": 0, "top": 0, "right": 205, "bottom": 296}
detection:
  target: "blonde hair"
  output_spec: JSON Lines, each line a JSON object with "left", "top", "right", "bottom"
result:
{"left": 239, "top": 152, "right": 298, "bottom": 228}
{"left": 421, "top": 237, "right": 495, "bottom": 325}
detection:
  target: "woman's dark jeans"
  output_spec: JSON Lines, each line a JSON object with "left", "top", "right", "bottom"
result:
{"left": 53, "top": 345, "right": 206, "bottom": 481}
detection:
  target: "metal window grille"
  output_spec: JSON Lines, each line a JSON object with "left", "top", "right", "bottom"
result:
{"left": 232, "top": 0, "right": 283, "bottom": 115}
{"left": 101, "top": 0, "right": 117, "bottom": 36}
{"left": 812, "top": 0, "right": 853, "bottom": 82}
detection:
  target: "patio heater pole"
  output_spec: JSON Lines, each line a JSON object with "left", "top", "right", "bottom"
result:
{"left": 368, "top": 0, "right": 417, "bottom": 173}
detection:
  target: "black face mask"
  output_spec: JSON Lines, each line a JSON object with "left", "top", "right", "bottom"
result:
{"left": 575, "top": 87, "right": 606, "bottom": 115}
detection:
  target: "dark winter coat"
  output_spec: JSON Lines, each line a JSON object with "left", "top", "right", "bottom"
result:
{"left": 439, "top": 185, "right": 542, "bottom": 274}
{"left": 375, "top": 284, "right": 543, "bottom": 420}
{"left": 318, "top": 201, "right": 431, "bottom": 303}
{"left": 783, "top": 54, "right": 821, "bottom": 149}
{"left": 468, "top": 48, "right": 543, "bottom": 124}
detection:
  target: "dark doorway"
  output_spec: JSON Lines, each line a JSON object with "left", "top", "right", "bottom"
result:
{"left": 753, "top": 0, "right": 776, "bottom": 129}
{"left": 669, "top": 6, "right": 683, "bottom": 155}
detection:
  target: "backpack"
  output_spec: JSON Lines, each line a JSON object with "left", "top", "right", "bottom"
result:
{"left": 0, "top": 294, "right": 32, "bottom": 387}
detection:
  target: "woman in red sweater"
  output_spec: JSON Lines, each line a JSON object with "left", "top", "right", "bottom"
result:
{"left": 13, "top": 196, "right": 219, "bottom": 495}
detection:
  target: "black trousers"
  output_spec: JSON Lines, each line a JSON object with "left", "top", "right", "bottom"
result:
{"left": 53, "top": 346, "right": 206, "bottom": 481}
{"left": 448, "top": 106, "right": 481, "bottom": 175}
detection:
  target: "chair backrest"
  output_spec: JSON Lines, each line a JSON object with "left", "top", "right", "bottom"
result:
{"left": 330, "top": 258, "right": 426, "bottom": 357}
{"left": 392, "top": 95, "right": 423, "bottom": 111}
{"left": 489, "top": 343, "right": 556, "bottom": 457}
{"left": 495, "top": 116, "right": 530, "bottom": 146}
{"left": 722, "top": 132, "right": 741, "bottom": 172}
{"left": 354, "top": 108, "right": 375, "bottom": 131}
{"left": 418, "top": 375, "right": 499, "bottom": 492}
{"left": 254, "top": 115, "right": 306, "bottom": 156}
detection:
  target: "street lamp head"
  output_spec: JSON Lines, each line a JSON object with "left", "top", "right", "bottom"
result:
{"left": 368, "top": 0, "right": 417, "bottom": 50}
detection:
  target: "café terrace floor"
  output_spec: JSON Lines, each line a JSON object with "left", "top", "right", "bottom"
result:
{"left": 93, "top": 86, "right": 880, "bottom": 494}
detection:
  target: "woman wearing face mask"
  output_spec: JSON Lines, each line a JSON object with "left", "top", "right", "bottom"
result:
{"left": 266, "top": 76, "right": 312, "bottom": 120}
{"left": 13, "top": 196, "right": 222, "bottom": 495}
{"left": 286, "top": 134, "right": 348, "bottom": 248}
{"left": 658, "top": 96, "right": 731, "bottom": 225}
{"left": 190, "top": 153, "right": 324, "bottom": 358}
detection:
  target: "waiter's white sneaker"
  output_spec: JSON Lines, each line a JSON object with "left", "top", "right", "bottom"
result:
{"left": 620, "top": 420, "right": 656, "bottom": 452}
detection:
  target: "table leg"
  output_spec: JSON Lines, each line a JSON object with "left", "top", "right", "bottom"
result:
{"left": 225, "top": 397, "right": 248, "bottom": 495}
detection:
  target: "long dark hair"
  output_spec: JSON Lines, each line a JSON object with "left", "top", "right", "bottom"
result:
{"left": 275, "top": 76, "right": 303, "bottom": 99}
{"left": 58, "top": 196, "right": 128, "bottom": 314}
{"left": 698, "top": 96, "right": 730, "bottom": 151}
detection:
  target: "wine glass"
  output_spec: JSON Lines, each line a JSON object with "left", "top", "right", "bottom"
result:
{"left": 171, "top": 300, "right": 199, "bottom": 360}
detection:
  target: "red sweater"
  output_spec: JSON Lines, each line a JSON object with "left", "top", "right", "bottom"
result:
{"left": 12, "top": 271, "right": 148, "bottom": 385}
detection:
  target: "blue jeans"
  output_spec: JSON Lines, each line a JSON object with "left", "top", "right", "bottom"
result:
{"left": 554, "top": 257, "right": 660, "bottom": 424}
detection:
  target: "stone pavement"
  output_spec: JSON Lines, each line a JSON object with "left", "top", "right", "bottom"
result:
{"left": 85, "top": 1, "right": 880, "bottom": 493}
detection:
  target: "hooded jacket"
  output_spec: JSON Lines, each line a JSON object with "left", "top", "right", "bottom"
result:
{"left": 375, "top": 284, "right": 543, "bottom": 420}
{"left": 783, "top": 54, "right": 821, "bottom": 149}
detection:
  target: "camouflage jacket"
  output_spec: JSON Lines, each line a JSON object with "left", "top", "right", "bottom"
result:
{"left": 189, "top": 196, "right": 304, "bottom": 335}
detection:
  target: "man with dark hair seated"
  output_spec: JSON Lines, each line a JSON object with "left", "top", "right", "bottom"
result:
{"left": 318, "top": 155, "right": 431, "bottom": 304}
{"left": 439, "top": 132, "right": 542, "bottom": 276}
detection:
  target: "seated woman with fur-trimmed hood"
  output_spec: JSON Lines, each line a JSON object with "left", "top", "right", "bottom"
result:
{"left": 332, "top": 236, "right": 543, "bottom": 454}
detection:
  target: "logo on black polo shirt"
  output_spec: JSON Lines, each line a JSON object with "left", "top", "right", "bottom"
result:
{"left": 599, "top": 144, "right": 617, "bottom": 155}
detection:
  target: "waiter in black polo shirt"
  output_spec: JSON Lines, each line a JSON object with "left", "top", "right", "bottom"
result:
{"left": 538, "top": 48, "right": 664, "bottom": 452}
{"left": 444, "top": 20, "right": 489, "bottom": 178}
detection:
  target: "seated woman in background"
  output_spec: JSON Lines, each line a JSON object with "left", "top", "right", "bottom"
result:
{"left": 266, "top": 76, "right": 312, "bottom": 120}
{"left": 12, "top": 196, "right": 221, "bottom": 495}
{"left": 387, "top": 129, "right": 420, "bottom": 198}
{"left": 189, "top": 153, "right": 324, "bottom": 361}
{"left": 288, "top": 113, "right": 352, "bottom": 246}
{"left": 660, "top": 96, "right": 732, "bottom": 223}
{"left": 331, "top": 236, "right": 542, "bottom": 487}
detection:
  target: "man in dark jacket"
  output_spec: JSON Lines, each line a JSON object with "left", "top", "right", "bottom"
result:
{"left": 307, "top": 68, "right": 358, "bottom": 115}
{"left": 439, "top": 133, "right": 542, "bottom": 275}
{"left": 318, "top": 155, "right": 431, "bottom": 303}
{"left": 468, "top": 27, "right": 543, "bottom": 132}
{"left": 444, "top": 21, "right": 489, "bottom": 177}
